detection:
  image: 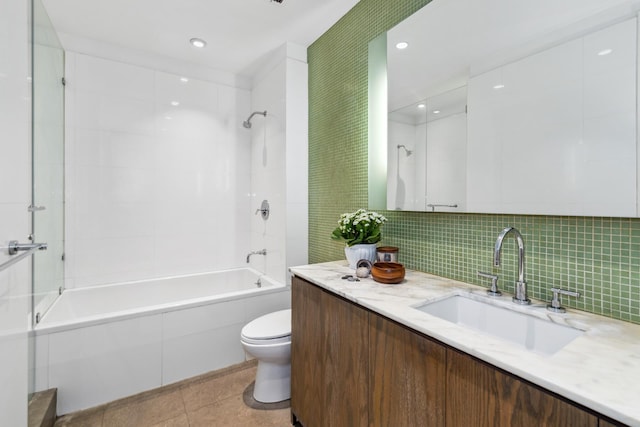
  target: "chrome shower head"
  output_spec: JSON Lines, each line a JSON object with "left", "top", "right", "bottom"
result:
{"left": 243, "top": 110, "right": 267, "bottom": 129}
{"left": 397, "top": 144, "right": 413, "bottom": 156}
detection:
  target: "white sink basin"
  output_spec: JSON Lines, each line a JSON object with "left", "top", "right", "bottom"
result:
{"left": 415, "top": 295, "right": 583, "bottom": 355}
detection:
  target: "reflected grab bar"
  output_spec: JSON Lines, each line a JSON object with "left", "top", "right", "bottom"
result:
{"left": 0, "top": 241, "right": 48, "bottom": 273}
{"left": 427, "top": 203, "right": 458, "bottom": 212}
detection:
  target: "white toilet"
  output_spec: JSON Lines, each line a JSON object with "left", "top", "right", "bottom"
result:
{"left": 240, "top": 309, "right": 292, "bottom": 403}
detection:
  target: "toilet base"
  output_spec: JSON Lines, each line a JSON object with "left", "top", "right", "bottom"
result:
{"left": 253, "top": 360, "right": 291, "bottom": 403}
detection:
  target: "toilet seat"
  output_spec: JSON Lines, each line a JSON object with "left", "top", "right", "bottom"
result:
{"left": 241, "top": 335, "right": 291, "bottom": 345}
{"left": 241, "top": 309, "right": 291, "bottom": 345}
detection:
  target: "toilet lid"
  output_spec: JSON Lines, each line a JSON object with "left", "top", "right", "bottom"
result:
{"left": 241, "top": 309, "right": 291, "bottom": 340}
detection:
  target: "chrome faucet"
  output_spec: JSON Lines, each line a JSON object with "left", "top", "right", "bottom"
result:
{"left": 493, "top": 227, "right": 530, "bottom": 305}
{"left": 246, "top": 249, "right": 267, "bottom": 263}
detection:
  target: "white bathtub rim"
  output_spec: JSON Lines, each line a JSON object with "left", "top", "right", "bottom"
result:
{"left": 34, "top": 269, "right": 286, "bottom": 335}
{"left": 60, "top": 266, "right": 272, "bottom": 293}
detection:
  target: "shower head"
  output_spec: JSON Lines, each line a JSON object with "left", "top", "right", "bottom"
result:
{"left": 243, "top": 110, "right": 267, "bottom": 129}
{"left": 397, "top": 144, "right": 413, "bottom": 156}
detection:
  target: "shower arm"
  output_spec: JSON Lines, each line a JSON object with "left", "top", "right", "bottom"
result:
{"left": 243, "top": 110, "right": 267, "bottom": 128}
{"left": 247, "top": 111, "right": 267, "bottom": 121}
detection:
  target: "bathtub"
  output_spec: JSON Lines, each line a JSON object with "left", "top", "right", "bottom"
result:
{"left": 33, "top": 268, "right": 290, "bottom": 414}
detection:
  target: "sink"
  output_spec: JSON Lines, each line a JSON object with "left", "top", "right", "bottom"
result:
{"left": 415, "top": 295, "right": 583, "bottom": 355}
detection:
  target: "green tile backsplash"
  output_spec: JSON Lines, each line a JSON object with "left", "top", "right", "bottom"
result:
{"left": 307, "top": 0, "right": 640, "bottom": 324}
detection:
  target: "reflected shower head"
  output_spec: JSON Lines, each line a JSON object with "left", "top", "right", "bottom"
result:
{"left": 243, "top": 110, "right": 267, "bottom": 129}
{"left": 397, "top": 144, "right": 413, "bottom": 155}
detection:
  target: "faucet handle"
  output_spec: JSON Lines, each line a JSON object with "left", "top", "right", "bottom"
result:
{"left": 547, "top": 288, "right": 580, "bottom": 313}
{"left": 477, "top": 271, "right": 501, "bottom": 296}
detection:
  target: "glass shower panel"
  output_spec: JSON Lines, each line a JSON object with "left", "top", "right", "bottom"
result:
{"left": 32, "top": 0, "right": 64, "bottom": 323}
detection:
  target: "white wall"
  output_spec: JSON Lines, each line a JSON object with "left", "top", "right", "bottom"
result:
{"left": 0, "top": 0, "right": 32, "bottom": 424}
{"left": 248, "top": 44, "right": 308, "bottom": 285}
{"left": 426, "top": 113, "right": 467, "bottom": 212}
{"left": 466, "top": 18, "right": 637, "bottom": 216}
{"left": 64, "top": 52, "right": 252, "bottom": 288}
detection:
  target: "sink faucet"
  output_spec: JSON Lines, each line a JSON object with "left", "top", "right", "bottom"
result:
{"left": 493, "top": 227, "right": 530, "bottom": 305}
{"left": 246, "top": 249, "right": 267, "bottom": 263}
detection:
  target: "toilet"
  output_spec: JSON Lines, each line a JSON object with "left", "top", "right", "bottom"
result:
{"left": 240, "top": 309, "right": 292, "bottom": 403}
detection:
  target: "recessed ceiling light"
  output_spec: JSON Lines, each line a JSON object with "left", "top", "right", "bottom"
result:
{"left": 396, "top": 42, "right": 409, "bottom": 50}
{"left": 493, "top": 84, "right": 505, "bottom": 89}
{"left": 433, "top": 110, "right": 441, "bottom": 114}
{"left": 179, "top": 77, "right": 189, "bottom": 83}
{"left": 417, "top": 104, "right": 426, "bottom": 109}
{"left": 190, "top": 38, "right": 207, "bottom": 48}
{"left": 597, "top": 48, "right": 613, "bottom": 56}
{"left": 171, "top": 101, "right": 180, "bottom": 106}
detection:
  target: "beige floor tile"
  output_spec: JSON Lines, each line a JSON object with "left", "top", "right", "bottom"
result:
{"left": 147, "top": 413, "right": 190, "bottom": 427}
{"left": 180, "top": 365, "right": 257, "bottom": 413}
{"left": 102, "top": 388, "right": 186, "bottom": 427}
{"left": 54, "top": 361, "right": 292, "bottom": 427}
{"left": 54, "top": 406, "right": 104, "bottom": 426}
{"left": 187, "top": 394, "right": 291, "bottom": 427}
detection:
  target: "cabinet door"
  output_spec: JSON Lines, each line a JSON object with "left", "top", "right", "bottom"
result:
{"left": 291, "top": 277, "right": 369, "bottom": 427}
{"left": 291, "top": 277, "right": 326, "bottom": 426}
{"left": 599, "top": 419, "right": 627, "bottom": 427}
{"left": 369, "top": 314, "right": 446, "bottom": 426}
{"left": 446, "top": 349, "right": 598, "bottom": 427}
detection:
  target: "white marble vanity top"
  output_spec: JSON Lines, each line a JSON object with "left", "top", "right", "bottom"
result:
{"left": 290, "top": 261, "right": 640, "bottom": 426}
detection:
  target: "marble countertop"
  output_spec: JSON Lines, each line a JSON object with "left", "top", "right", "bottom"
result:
{"left": 290, "top": 261, "right": 640, "bottom": 426}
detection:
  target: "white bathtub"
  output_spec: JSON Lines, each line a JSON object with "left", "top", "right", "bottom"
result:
{"left": 33, "top": 268, "right": 290, "bottom": 414}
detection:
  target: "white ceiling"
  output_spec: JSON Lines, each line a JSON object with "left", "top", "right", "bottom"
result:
{"left": 41, "top": 0, "right": 360, "bottom": 77}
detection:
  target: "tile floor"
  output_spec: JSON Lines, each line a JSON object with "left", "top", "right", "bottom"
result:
{"left": 54, "top": 360, "right": 292, "bottom": 427}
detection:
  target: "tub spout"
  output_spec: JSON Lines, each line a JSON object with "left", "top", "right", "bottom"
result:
{"left": 247, "top": 249, "right": 267, "bottom": 263}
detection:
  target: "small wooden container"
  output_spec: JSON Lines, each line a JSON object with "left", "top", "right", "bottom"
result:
{"left": 371, "top": 262, "right": 405, "bottom": 284}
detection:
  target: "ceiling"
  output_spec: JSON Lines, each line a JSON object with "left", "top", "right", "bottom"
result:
{"left": 41, "top": 0, "right": 360, "bottom": 77}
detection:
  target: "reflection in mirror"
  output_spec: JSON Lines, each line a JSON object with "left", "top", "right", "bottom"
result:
{"left": 374, "top": 0, "right": 640, "bottom": 216}
{"left": 388, "top": 86, "right": 467, "bottom": 211}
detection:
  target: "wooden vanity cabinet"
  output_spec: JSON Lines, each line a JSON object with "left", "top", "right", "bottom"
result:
{"left": 291, "top": 276, "right": 622, "bottom": 427}
{"left": 446, "top": 348, "right": 597, "bottom": 426}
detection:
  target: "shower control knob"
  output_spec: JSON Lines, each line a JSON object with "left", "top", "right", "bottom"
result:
{"left": 255, "top": 200, "right": 270, "bottom": 220}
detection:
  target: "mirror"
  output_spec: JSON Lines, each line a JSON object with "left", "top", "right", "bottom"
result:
{"left": 371, "top": 0, "right": 640, "bottom": 216}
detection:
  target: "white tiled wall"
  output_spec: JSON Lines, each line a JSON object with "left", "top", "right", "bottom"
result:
{"left": 249, "top": 44, "right": 309, "bottom": 284}
{"left": 0, "top": 0, "right": 32, "bottom": 424}
{"left": 65, "top": 52, "right": 252, "bottom": 288}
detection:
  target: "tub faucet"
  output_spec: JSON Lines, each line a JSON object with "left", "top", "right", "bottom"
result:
{"left": 246, "top": 249, "right": 267, "bottom": 263}
{"left": 493, "top": 227, "right": 530, "bottom": 305}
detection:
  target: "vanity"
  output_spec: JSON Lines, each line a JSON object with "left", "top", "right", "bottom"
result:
{"left": 289, "top": 262, "right": 640, "bottom": 427}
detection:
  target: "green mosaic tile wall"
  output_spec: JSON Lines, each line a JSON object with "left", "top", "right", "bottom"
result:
{"left": 307, "top": 0, "right": 640, "bottom": 324}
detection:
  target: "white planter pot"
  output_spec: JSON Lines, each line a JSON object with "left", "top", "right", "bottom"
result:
{"left": 344, "top": 243, "right": 377, "bottom": 269}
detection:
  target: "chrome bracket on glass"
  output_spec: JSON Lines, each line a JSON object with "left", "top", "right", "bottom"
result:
{"left": 0, "top": 240, "right": 48, "bottom": 273}
{"left": 28, "top": 205, "right": 46, "bottom": 212}
{"left": 8, "top": 240, "right": 48, "bottom": 255}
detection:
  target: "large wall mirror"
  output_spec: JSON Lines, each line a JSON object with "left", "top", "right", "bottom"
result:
{"left": 369, "top": 0, "right": 640, "bottom": 216}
